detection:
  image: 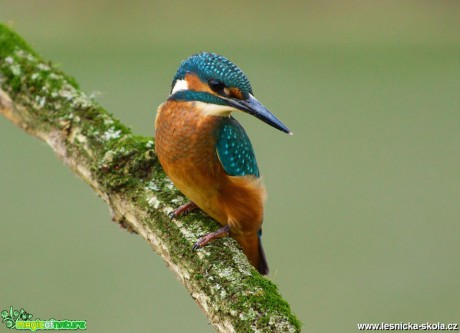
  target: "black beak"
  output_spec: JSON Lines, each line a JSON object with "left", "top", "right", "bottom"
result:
{"left": 226, "top": 94, "right": 292, "bottom": 134}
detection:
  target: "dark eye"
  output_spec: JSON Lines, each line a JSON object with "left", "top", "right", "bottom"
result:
{"left": 208, "top": 79, "right": 225, "bottom": 93}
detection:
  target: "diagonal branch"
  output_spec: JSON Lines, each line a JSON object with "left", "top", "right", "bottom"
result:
{"left": 0, "top": 23, "right": 301, "bottom": 333}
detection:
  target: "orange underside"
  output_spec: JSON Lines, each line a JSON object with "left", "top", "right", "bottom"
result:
{"left": 155, "top": 99, "right": 268, "bottom": 272}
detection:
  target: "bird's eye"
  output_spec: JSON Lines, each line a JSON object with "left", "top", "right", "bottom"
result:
{"left": 208, "top": 79, "right": 226, "bottom": 93}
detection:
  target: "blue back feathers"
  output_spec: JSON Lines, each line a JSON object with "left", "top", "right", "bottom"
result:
{"left": 172, "top": 52, "right": 253, "bottom": 98}
{"left": 216, "top": 118, "right": 259, "bottom": 177}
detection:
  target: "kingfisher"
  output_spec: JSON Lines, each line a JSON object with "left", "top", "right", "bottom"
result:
{"left": 155, "top": 52, "right": 291, "bottom": 275}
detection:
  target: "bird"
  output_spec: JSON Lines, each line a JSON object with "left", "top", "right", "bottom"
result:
{"left": 154, "top": 52, "right": 291, "bottom": 275}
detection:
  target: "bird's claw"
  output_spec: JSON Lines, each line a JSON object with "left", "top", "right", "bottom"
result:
{"left": 192, "top": 236, "right": 208, "bottom": 251}
{"left": 169, "top": 201, "right": 198, "bottom": 221}
{"left": 191, "top": 225, "right": 231, "bottom": 251}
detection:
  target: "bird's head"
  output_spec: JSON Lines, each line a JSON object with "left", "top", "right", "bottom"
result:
{"left": 169, "top": 52, "right": 291, "bottom": 134}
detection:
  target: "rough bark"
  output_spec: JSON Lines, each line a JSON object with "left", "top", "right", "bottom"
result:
{"left": 0, "top": 23, "right": 301, "bottom": 333}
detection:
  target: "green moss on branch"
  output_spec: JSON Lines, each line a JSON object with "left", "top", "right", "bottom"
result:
{"left": 0, "top": 23, "right": 301, "bottom": 333}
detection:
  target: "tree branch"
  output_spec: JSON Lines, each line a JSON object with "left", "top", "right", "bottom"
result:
{"left": 0, "top": 23, "right": 301, "bottom": 333}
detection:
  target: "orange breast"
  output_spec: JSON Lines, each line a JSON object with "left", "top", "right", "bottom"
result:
{"left": 155, "top": 100, "right": 265, "bottom": 235}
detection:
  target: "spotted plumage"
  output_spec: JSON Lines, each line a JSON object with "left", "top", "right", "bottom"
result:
{"left": 172, "top": 52, "right": 252, "bottom": 98}
{"left": 155, "top": 52, "right": 291, "bottom": 275}
{"left": 217, "top": 118, "right": 259, "bottom": 177}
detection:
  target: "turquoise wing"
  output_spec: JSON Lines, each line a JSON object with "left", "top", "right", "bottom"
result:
{"left": 216, "top": 118, "right": 259, "bottom": 177}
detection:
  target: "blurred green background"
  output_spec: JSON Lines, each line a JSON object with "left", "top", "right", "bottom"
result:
{"left": 1, "top": 1, "right": 459, "bottom": 332}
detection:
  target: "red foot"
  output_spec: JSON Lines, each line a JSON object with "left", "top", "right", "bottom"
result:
{"left": 169, "top": 201, "right": 198, "bottom": 220}
{"left": 192, "top": 225, "right": 230, "bottom": 250}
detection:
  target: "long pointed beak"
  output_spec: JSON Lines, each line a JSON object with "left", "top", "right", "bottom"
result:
{"left": 226, "top": 94, "right": 292, "bottom": 134}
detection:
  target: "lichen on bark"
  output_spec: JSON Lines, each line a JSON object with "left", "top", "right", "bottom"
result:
{"left": 0, "top": 23, "right": 301, "bottom": 333}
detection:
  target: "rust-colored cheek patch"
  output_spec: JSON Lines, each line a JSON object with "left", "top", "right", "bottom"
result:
{"left": 185, "top": 73, "right": 245, "bottom": 100}
{"left": 185, "top": 73, "right": 213, "bottom": 93}
{"left": 229, "top": 87, "right": 244, "bottom": 100}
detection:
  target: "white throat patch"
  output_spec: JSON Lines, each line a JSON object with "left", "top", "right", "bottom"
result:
{"left": 170, "top": 79, "right": 235, "bottom": 117}
{"left": 194, "top": 101, "right": 234, "bottom": 117}
{"left": 171, "top": 79, "right": 189, "bottom": 94}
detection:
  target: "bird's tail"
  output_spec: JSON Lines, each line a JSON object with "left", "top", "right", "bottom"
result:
{"left": 235, "top": 230, "right": 269, "bottom": 275}
{"left": 257, "top": 230, "right": 269, "bottom": 275}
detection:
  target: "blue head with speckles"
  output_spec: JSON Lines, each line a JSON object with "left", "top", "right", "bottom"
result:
{"left": 171, "top": 52, "right": 253, "bottom": 99}
{"left": 168, "top": 52, "right": 291, "bottom": 134}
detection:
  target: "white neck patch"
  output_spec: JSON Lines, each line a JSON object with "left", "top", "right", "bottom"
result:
{"left": 171, "top": 79, "right": 189, "bottom": 94}
{"left": 194, "top": 101, "right": 234, "bottom": 117}
{"left": 170, "top": 79, "right": 236, "bottom": 117}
